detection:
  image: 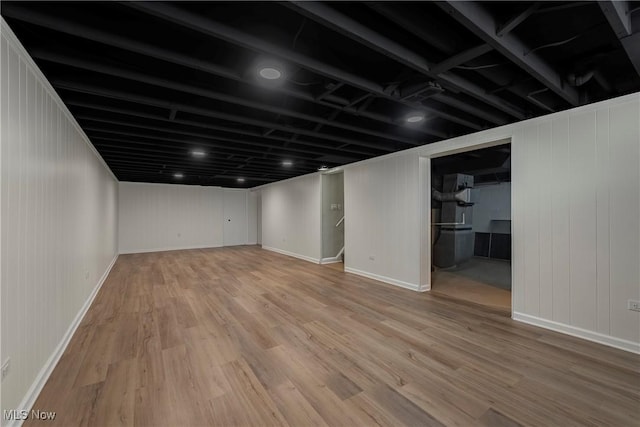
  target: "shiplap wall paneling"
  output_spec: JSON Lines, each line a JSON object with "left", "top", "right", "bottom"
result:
{"left": 608, "top": 101, "right": 640, "bottom": 343}
{"left": 261, "top": 174, "right": 321, "bottom": 263}
{"left": 568, "top": 111, "right": 598, "bottom": 332}
{"left": 248, "top": 191, "right": 259, "bottom": 245}
{"left": 344, "top": 154, "right": 421, "bottom": 290}
{"left": 1, "top": 22, "right": 118, "bottom": 417}
{"left": 118, "top": 182, "right": 225, "bottom": 254}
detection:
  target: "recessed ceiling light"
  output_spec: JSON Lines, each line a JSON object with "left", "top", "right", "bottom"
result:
{"left": 237, "top": 178, "right": 245, "bottom": 183}
{"left": 406, "top": 114, "right": 425, "bottom": 123}
{"left": 174, "top": 173, "right": 184, "bottom": 178}
{"left": 318, "top": 165, "right": 329, "bottom": 171}
{"left": 258, "top": 67, "right": 282, "bottom": 80}
{"left": 191, "top": 150, "right": 206, "bottom": 157}
{"left": 282, "top": 160, "right": 293, "bottom": 167}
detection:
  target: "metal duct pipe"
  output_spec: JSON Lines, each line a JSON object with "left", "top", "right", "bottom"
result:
{"left": 567, "top": 71, "right": 595, "bottom": 86}
{"left": 432, "top": 188, "right": 471, "bottom": 203}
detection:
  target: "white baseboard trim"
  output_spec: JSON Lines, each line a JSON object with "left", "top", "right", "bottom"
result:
{"left": 344, "top": 267, "right": 424, "bottom": 292}
{"left": 262, "top": 246, "right": 320, "bottom": 264}
{"left": 8, "top": 254, "right": 119, "bottom": 427}
{"left": 119, "top": 244, "right": 223, "bottom": 254}
{"left": 320, "top": 256, "right": 341, "bottom": 264}
{"left": 513, "top": 312, "right": 640, "bottom": 354}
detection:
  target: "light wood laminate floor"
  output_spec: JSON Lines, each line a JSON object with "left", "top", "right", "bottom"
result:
{"left": 27, "top": 246, "right": 639, "bottom": 426}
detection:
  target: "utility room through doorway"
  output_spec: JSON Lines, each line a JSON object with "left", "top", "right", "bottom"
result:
{"left": 430, "top": 143, "right": 512, "bottom": 314}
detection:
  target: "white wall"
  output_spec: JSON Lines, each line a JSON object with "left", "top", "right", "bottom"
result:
{"left": 118, "top": 182, "right": 256, "bottom": 253}
{"left": 1, "top": 21, "right": 119, "bottom": 417}
{"left": 345, "top": 155, "right": 422, "bottom": 290}
{"left": 261, "top": 173, "right": 321, "bottom": 263}
{"left": 248, "top": 190, "right": 259, "bottom": 245}
{"left": 119, "top": 182, "right": 221, "bottom": 253}
{"left": 471, "top": 182, "right": 511, "bottom": 233}
{"left": 256, "top": 92, "right": 640, "bottom": 352}
{"left": 343, "top": 93, "right": 639, "bottom": 352}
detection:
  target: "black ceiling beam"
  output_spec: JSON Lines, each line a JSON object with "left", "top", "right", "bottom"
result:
{"left": 430, "top": 44, "right": 493, "bottom": 75}
{"left": 108, "top": 166, "right": 278, "bottom": 183}
{"left": 431, "top": 94, "right": 509, "bottom": 125}
{"left": 598, "top": 0, "right": 632, "bottom": 37}
{"left": 0, "top": 5, "right": 442, "bottom": 138}
{"left": 599, "top": 1, "right": 640, "bottom": 77}
{"left": 53, "top": 80, "right": 404, "bottom": 152}
{"left": 101, "top": 157, "right": 310, "bottom": 177}
{"left": 75, "top": 114, "right": 375, "bottom": 156}
{"left": 90, "top": 139, "right": 316, "bottom": 166}
{"left": 496, "top": 3, "right": 540, "bottom": 37}
{"left": 68, "top": 101, "right": 379, "bottom": 157}
{"left": 125, "top": 1, "right": 488, "bottom": 129}
{"left": 96, "top": 153, "right": 309, "bottom": 176}
{"left": 31, "top": 50, "right": 436, "bottom": 143}
{"left": 438, "top": 1, "right": 580, "bottom": 106}
{"left": 80, "top": 117, "right": 368, "bottom": 159}
{"left": 366, "top": 3, "right": 460, "bottom": 55}
{"left": 87, "top": 131, "right": 320, "bottom": 162}
{"left": 288, "top": 2, "right": 526, "bottom": 120}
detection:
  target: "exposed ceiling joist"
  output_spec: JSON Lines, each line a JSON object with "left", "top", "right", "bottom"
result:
{"left": 430, "top": 44, "right": 494, "bottom": 75}
{"left": 439, "top": 1, "right": 580, "bottom": 107}
{"left": 288, "top": 1, "right": 526, "bottom": 120}
{"left": 599, "top": 0, "right": 632, "bottom": 37}
{"left": 125, "top": 2, "right": 489, "bottom": 128}
{"left": 496, "top": 3, "right": 540, "bottom": 37}
{"left": 68, "top": 101, "right": 380, "bottom": 157}
{"left": 0, "top": 5, "right": 439, "bottom": 138}
{"left": 33, "top": 50, "right": 435, "bottom": 143}
{"left": 54, "top": 80, "right": 405, "bottom": 152}
{"left": 78, "top": 115, "right": 373, "bottom": 157}
{"left": 599, "top": 1, "right": 640, "bottom": 77}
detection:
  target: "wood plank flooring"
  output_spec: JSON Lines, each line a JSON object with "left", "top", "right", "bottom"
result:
{"left": 26, "top": 246, "right": 640, "bottom": 426}
{"left": 431, "top": 270, "right": 512, "bottom": 314}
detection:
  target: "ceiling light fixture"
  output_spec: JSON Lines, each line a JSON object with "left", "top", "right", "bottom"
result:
{"left": 258, "top": 66, "right": 282, "bottom": 80}
{"left": 237, "top": 178, "right": 245, "bottom": 183}
{"left": 318, "top": 165, "right": 329, "bottom": 171}
{"left": 174, "top": 173, "right": 184, "bottom": 179}
{"left": 406, "top": 114, "right": 425, "bottom": 123}
{"left": 282, "top": 160, "right": 293, "bottom": 167}
{"left": 191, "top": 150, "right": 206, "bottom": 157}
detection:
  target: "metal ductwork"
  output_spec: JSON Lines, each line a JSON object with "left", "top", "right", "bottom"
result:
{"left": 432, "top": 174, "right": 475, "bottom": 268}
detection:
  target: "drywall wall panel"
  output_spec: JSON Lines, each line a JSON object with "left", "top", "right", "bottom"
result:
{"left": 248, "top": 190, "right": 259, "bottom": 245}
{"left": 118, "top": 182, "right": 225, "bottom": 253}
{"left": 261, "top": 173, "right": 321, "bottom": 262}
{"left": 1, "top": 22, "right": 118, "bottom": 416}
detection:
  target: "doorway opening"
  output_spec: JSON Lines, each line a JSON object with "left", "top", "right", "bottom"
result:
{"left": 321, "top": 171, "right": 345, "bottom": 271}
{"left": 430, "top": 143, "right": 511, "bottom": 313}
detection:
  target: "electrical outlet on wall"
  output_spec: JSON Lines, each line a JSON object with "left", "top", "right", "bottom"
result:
{"left": 628, "top": 300, "right": 640, "bottom": 312}
{"left": 2, "top": 358, "right": 10, "bottom": 381}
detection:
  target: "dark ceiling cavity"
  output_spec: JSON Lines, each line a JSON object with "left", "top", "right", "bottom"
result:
{"left": 2, "top": 1, "right": 639, "bottom": 187}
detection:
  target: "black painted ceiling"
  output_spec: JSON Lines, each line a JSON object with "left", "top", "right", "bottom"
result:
{"left": 2, "top": 1, "right": 639, "bottom": 188}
